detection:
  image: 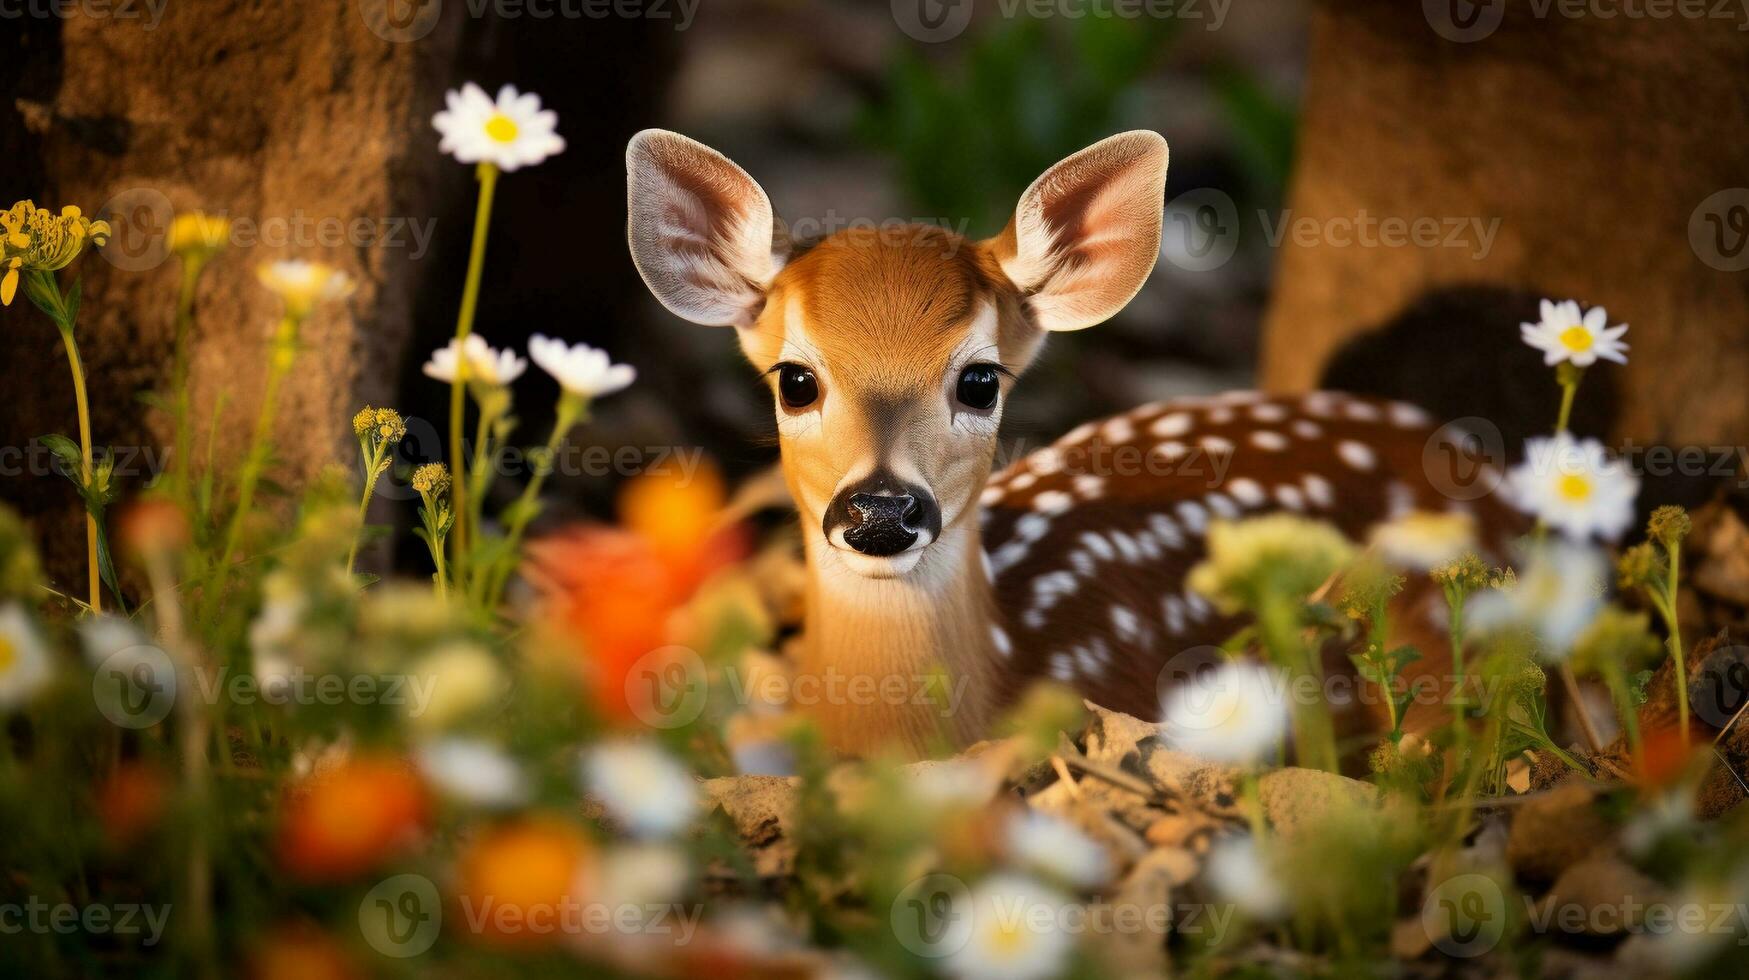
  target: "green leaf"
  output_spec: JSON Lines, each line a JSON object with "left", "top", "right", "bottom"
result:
{"left": 64, "top": 276, "right": 83, "bottom": 325}
{"left": 94, "top": 521, "right": 130, "bottom": 616}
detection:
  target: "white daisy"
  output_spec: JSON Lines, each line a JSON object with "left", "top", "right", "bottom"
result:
{"left": 581, "top": 739, "right": 698, "bottom": 839}
{"left": 1204, "top": 834, "right": 1288, "bottom": 920}
{"left": 1003, "top": 809, "right": 1112, "bottom": 889}
{"left": 528, "top": 334, "right": 637, "bottom": 399}
{"left": 1469, "top": 542, "right": 1607, "bottom": 657}
{"left": 1507, "top": 433, "right": 1639, "bottom": 541}
{"left": 415, "top": 737, "right": 528, "bottom": 808}
{"left": 945, "top": 873, "right": 1074, "bottom": 980}
{"left": 593, "top": 842, "right": 692, "bottom": 909}
{"left": 1520, "top": 299, "right": 1628, "bottom": 367}
{"left": 433, "top": 83, "right": 565, "bottom": 172}
{"left": 256, "top": 260, "right": 354, "bottom": 319}
{"left": 0, "top": 604, "right": 53, "bottom": 711}
{"left": 77, "top": 614, "right": 148, "bottom": 667}
{"left": 422, "top": 334, "right": 526, "bottom": 385}
{"left": 1160, "top": 661, "right": 1288, "bottom": 766}
{"left": 1368, "top": 510, "right": 1477, "bottom": 570}
{"left": 404, "top": 642, "right": 509, "bottom": 732}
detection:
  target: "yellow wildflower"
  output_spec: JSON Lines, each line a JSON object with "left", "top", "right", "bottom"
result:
{"left": 1186, "top": 514, "right": 1356, "bottom": 614}
{"left": 352, "top": 407, "right": 377, "bottom": 437}
{"left": 256, "top": 260, "right": 354, "bottom": 320}
{"left": 0, "top": 201, "right": 112, "bottom": 306}
{"left": 167, "top": 211, "right": 231, "bottom": 263}
{"left": 371, "top": 408, "right": 407, "bottom": 443}
{"left": 1647, "top": 505, "right": 1692, "bottom": 550}
{"left": 412, "top": 463, "right": 451, "bottom": 497}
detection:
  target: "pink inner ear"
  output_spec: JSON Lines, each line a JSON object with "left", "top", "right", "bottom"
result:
{"left": 628, "top": 131, "right": 780, "bottom": 327}
{"left": 1002, "top": 132, "right": 1168, "bottom": 333}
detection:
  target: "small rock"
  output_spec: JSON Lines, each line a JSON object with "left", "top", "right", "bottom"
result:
{"left": 703, "top": 775, "right": 799, "bottom": 880}
{"left": 1537, "top": 855, "right": 1667, "bottom": 938}
{"left": 1506, "top": 781, "right": 1610, "bottom": 883}
{"left": 1257, "top": 767, "right": 1379, "bottom": 841}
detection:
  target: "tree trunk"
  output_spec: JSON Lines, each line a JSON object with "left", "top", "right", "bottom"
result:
{"left": 1262, "top": 1, "right": 1749, "bottom": 454}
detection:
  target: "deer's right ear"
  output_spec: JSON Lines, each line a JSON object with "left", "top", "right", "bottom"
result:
{"left": 627, "top": 129, "right": 785, "bottom": 328}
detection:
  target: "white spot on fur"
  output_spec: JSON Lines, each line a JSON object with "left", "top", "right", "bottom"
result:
{"left": 1336, "top": 440, "right": 1377, "bottom": 471}
{"left": 1162, "top": 595, "right": 1186, "bottom": 634}
{"left": 1153, "top": 441, "right": 1189, "bottom": 462}
{"left": 1388, "top": 401, "right": 1431, "bottom": 428}
{"left": 1206, "top": 406, "right": 1235, "bottom": 424}
{"left": 1290, "top": 419, "right": 1324, "bottom": 440}
{"left": 1249, "top": 430, "right": 1289, "bottom": 452}
{"left": 1150, "top": 412, "right": 1192, "bottom": 438}
{"left": 1147, "top": 513, "right": 1184, "bottom": 547}
{"left": 980, "top": 484, "right": 1003, "bottom": 506}
{"left": 1200, "top": 435, "right": 1235, "bottom": 455}
{"left": 1111, "top": 604, "right": 1141, "bottom": 641}
{"left": 1016, "top": 513, "right": 1051, "bottom": 542}
{"left": 991, "top": 625, "right": 1013, "bottom": 658}
{"left": 1100, "top": 416, "right": 1135, "bottom": 444}
{"left": 1227, "top": 478, "right": 1266, "bottom": 507}
{"left": 1275, "top": 484, "right": 1306, "bottom": 511}
{"left": 1343, "top": 400, "right": 1382, "bottom": 423}
{"left": 1033, "top": 490, "right": 1074, "bottom": 515}
{"left": 1010, "top": 471, "right": 1039, "bottom": 492}
{"left": 1080, "top": 532, "right": 1115, "bottom": 562}
{"left": 1176, "top": 500, "right": 1209, "bottom": 533}
{"left": 1030, "top": 449, "right": 1065, "bottom": 476}
{"left": 1250, "top": 403, "right": 1288, "bottom": 423}
{"left": 991, "top": 541, "right": 1028, "bottom": 574}
{"left": 1064, "top": 421, "right": 1098, "bottom": 444}
{"left": 1205, "top": 492, "right": 1240, "bottom": 520}
{"left": 1073, "top": 474, "right": 1106, "bottom": 499}
{"left": 1049, "top": 652, "right": 1076, "bottom": 681}
{"left": 1302, "top": 473, "right": 1335, "bottom": 508}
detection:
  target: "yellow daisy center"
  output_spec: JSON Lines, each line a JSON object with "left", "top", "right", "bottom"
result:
{"left": 484, "top": 114, "right": 520, "bottom": 143}
{"left": 1558, "top": 326, "right": 1593, "bottom": 352}
{"left": 0, "top": 635, "right": 15, "bottom": 674}
{"left": 1557, "top": 473, "right": 1593, "bottom": 502}
{"left": 989, "top": 918, "right": 1028, "bottom": 956}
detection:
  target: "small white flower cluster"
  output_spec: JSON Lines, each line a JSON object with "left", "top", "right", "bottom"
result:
{"left": 423, "top": 333, "right": 636, "bottom": 400}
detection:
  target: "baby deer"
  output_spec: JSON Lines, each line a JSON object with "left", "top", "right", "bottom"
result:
{"left": 626, "top": 130, "right": 1513, "bottom": 757}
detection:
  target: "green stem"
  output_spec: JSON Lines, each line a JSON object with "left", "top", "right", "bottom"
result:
{"left": 1601, "top": 662, "right": 1643, "bottom": 759}
{"left": 206, "top": 315, "right": 298, "bottom": 623}
{"left": 1445, "top": 587, "right": 1471, "bottom": 764}
{"left": 1554, "top": 369, "right": 1582, "bottom": 434}
{"left": 344, "top": 442, "right": 386, "bottom": 578}
{"left": 169, "top": 258, "right": 203, "bottom": 500}
{"left": 1260, "top": 591, "right": 1338, "bottom": 773}
{"left": 484, "top": 394, "right": 585, "bottom": 607}
{"left": 55, "top": 319, "right": 102, "bottom": 614}
{"left": 1664, "top": 542, "right": 1689, "bottom": 744}
{"left": 448, "top": 163, "right": 500, "bottom": 587}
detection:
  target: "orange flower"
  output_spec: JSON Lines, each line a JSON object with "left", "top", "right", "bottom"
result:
{"left": 453, "top": 816, "right": 594, "bottom": 946}
{"left": 276, "top": 756, "right": 428, "bottom": 882}
{"left": 96, "top": 760, "right": 168, "bottom": 848}
{"left": 246, "top": 924, "right": 362, "bottom": 980}
{"left": 118, "top": 498, "right": 189, "bottom": 557}
{"left": 524, "top": 461, "right": 746, "bottom": 724}
{"left": 1633, "top": 725, "right": 1703, "bottom": 790}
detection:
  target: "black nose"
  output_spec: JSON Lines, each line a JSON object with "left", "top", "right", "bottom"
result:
{"left": 825, "top": 475, "right": 941, "bottom": 557}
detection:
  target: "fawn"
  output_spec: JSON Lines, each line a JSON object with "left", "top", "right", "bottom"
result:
{"left": 626, "top": 130, "right": 1515, "bottom": 758}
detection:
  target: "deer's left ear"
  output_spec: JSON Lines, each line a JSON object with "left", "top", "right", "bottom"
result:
{"left": 986, "top": 131, "right": 1168, "bottom": 333}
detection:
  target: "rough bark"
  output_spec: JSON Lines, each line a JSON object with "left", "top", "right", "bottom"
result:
{"left": 3, "top": 3, "right": 459, "bottom": 589}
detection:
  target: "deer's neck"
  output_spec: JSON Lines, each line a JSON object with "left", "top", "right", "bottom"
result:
{"left": 798, "top": 518, "right": 1002, "bottom": 758}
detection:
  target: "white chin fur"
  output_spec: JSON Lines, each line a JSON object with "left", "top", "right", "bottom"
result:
{"left": 832, "top": 547, "right": 925, "bottom": 579}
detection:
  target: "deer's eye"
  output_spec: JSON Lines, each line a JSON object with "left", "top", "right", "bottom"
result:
{"left": 776, "top": 364, "right": 819, "bottom": 409}
{"left": 956, "top": 364, "right": 1002, "bottom": 411}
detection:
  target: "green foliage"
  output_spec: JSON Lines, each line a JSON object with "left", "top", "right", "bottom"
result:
{"left": 858, "top": 18, "right": 1175, "bottom": 231}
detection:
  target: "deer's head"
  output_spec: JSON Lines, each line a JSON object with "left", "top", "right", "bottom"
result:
{"left": 627, "top": 131, "right": 1167, "bottom": 581}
